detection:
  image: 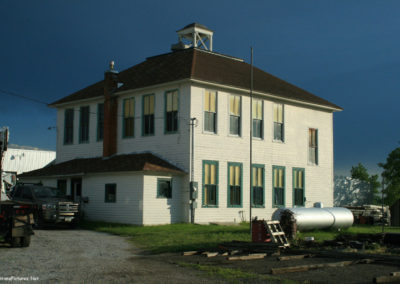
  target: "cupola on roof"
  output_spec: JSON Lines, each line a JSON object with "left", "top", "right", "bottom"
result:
{"left": 171, "top": 23, "right": 214, "bottom": 51}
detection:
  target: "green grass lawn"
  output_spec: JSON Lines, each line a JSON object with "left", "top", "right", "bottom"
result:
{"left": 81, "top": 221, "right": 251, "bottom": 253}
{"left": 81, "top": 221, "right": 400, "bottom": 253}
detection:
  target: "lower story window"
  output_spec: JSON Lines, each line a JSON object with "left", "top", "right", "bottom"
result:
{"left": 228, "top": 163, "right": 242, "bottom": 207}
{"left": 203, "top": 160, "right": 218, "bottom": 207}
{"left": 105, "top": 184, "right": 116, "bottom": 203}
{"left": 273, "top": 166, "right": 285, "bottom": 207}
{"left": 252, "top": 165, "right": 264, "bottom": 207}
{"left": 293, "top": 168, "right": 305, "bottom": 206}
{"left": 157, "top": 178, "right": 172, "bottom": 198}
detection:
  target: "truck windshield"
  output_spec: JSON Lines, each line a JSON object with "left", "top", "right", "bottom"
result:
{"left": 33, "top": 187, "right": 61, "bottom": 198}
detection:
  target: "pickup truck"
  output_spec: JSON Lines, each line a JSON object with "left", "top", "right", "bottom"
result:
{"left": 0, "top": 200, "right": 35, "bottom": 247}
{"left": 11, "top": 184, "right": 80, "bottom": 227}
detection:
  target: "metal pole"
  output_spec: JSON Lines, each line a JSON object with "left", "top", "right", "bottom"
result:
{"left": 190, "top": 117, "right": 196, "bottom": 224}
{"left": 249, "top": 47, "right": 254, "bottom": 234}
{"left": 381, "top": 176, "right": 385, "bottom": 233}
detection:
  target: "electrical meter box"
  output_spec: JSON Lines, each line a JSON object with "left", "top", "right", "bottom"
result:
{"left": 189, "top": 181, "right": 198, "bottom": 200}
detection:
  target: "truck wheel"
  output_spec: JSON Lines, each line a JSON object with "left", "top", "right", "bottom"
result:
{"left": 21, "top": 236, "right": 31, "bottom": 247}
{"left": 11, "top": 237, "right": 21, "bottom": 247}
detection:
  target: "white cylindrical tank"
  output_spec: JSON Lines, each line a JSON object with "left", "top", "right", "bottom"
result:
{"left": 273, "top": 207, "right": 354, "bottom": 231}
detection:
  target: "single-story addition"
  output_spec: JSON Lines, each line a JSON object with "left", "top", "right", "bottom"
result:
{"left": 19, "top": 23, "right": 342, "bottom": 225}
{"left": 19, "top": 153, "right": 186, "bottom": 225}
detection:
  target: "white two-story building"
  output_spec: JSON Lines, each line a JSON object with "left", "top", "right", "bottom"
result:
{"left": 20, "top": 24, "right": 342, "bottom": 225}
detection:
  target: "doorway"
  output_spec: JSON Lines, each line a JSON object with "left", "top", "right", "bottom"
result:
{"left": 71, "top": 178, "right": 82, "bottom": 202}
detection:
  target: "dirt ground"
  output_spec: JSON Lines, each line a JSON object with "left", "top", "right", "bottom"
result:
{"left": 0, "top": 229, "right": 229, "bottom": 284}
{"left": 1, "top": 229, "right": 399, "bottom": 283}
{"left": 165, "top": 251, "right": 400, "bottom": 284}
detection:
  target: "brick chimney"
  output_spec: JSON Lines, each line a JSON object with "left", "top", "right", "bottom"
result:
{"left": 103, "top": 61, "right": 119, "bottom": 157}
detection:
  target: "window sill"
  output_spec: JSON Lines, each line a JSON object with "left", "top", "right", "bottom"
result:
{"left": 273, "top": 205, "right": 285, "bottom": 209}
{"left": 202, "top": 130, "right": 217, "bottom": 135}
{"left": 165, "top": 131, "right": 178, "bottom": 135}
{"left": 142, "top": 133, "right": 155, "bottom": 137}
{"left": 228, "top": 205, "right": 243, "bottom": 208}
{"left": 272, "top": 139, "right": 285, "bottom": 144}
{"left": 79, "top": 141, "right": 90, "bottom": 144}
{"left": 157, "top": 196, "right": 172, "bottom": 199}
{"left": 122, "top": 136, "right": 135, "bottom": 139}
{"left": 202, "top": 205, "right": 219, "bottom": 208}
{"left": 228, "top": 134, "right": 242, "bottom": 138}
{"left": 251, "top": 205, "right": 265, "bottom": 208}
{"left": 252, "top": 137, "right": 263, "bottom": 141}
{"left": 308, "top": 162, "right": 319, "bottom": 167}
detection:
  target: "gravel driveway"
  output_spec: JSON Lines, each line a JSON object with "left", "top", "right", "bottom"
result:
{"left": 0, "top": 229, "right": 227, "bottom": 284}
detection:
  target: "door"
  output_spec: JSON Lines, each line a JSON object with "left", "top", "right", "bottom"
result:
{"left": 70, "top": 178, "right": 82, "bottom": 202}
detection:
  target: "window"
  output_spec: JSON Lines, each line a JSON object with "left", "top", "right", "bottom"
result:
{"left": 252, "top": 99, "right": 263, "bottom": 138}
{"left": 64, "top": 108, "right": 74, "bottom": 144}
{"left": 273, "top": 166, "right": 285, "bottom": 207}
{"left": 157, "top": 178, "right": 172, "bottom": 198}
{"left": 105, "top": 184, "right": 116, "bottom": 203}
{"left": 123, "top": 98, "right": 135, "bottom": 138}
{"left": 252, "top": 165, "right": 264, "bottom": 207}
{"left": 228, "top": 162, "right": 242, "bottom": 207}
{"left": 229, "top": 95, "right": 241, "bottom": 135}
{"left": 79, "top": 106, "right": 90, "bottom": 143}
{"left": 204, "top": 90, "right": 217, "bottom": 133}
{"left": 165, "top": 90, "right": 178, "bottom": 133}
{"left": 97, "top": 103, "right": 104, "bottom": 141}
{"left": 57, "top": 179, "right": 67, "bottom": 196}
{"left": 202, "top": 161, "right": 218, "bottom": 207}
{"left": 143, "top": 94, "right": 155, "bottom": 135}
{"left": 273, "top": 103, "right": 284, "bottom": 141}
{"left": 309, "top": 128, "right": 318, "bottom": 164}
{"left": 293, "top": 168, "right": 305, "bottom": 206}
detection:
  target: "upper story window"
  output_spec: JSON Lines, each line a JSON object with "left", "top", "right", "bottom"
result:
{"left": 309, "top": 128, "right": 318, "bottom": 165}
{"left": 123, "top": 98, "right": 135, "bottom": 138}
{"left": 228, "top": 162, "right": 242, "bottom": 207}
{"left": 293, "top": 168, "right": 305, "bottom": 206}
{"left": 252, "top": 164, "right": 264, "bottom": 207}
{"left": 204, "top": 90, "right": 217, "bottom": 133}
{"left": 165, "top": 90, "right": 178, "bottom": 133}
{"left": 143, "top": 94, "right": 155, "bottom": 136}
{"left": 97, "top": 103, "right": 104, "bottom": 141}
{"left": 79, "top": 106, "right": 90, "bottom": 143}
{"left": 64, "top": 108, "right": 74, "bottom": 145}
{"left": 203, "top": 160, "right": 218, "bottom": 207}
{"left": 229, "top": 95, "right": 241, "bottom": 136}
{"left": 273, "top": 103, "right": 284, "bottom": 141}
{"left": 273, "top": 166, "right": 285, "bottom": 207}
{"left": 252, "top": 99, "right": 263, "bottom": 138}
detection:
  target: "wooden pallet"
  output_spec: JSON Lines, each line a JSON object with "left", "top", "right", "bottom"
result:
{"left": 266, "top": 221, "right": 290, "bottom": 248}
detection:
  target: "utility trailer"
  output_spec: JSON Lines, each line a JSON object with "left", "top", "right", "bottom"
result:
{"left": 0, "top": 200, "right": 34, "bottom": 247}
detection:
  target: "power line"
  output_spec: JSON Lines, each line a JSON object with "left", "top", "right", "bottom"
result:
{"left": 0, "top": 88, "right": 191, "bottom": 122}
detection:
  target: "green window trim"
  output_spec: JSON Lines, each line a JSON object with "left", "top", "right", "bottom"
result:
{"left": 272, "top": 165, "right": 285, "bottom": 208}
{"left": 227, "top": 162, "right": 243, "bottom": 208}
{"left": 293, "top": 168, "right": 305, "bottom": 207}
{"left": 229, "top": 95, "right": 241, "bottom": 136}
{"left": 157, "top": 178, "right": 172, "bottom": 199}
{"left": 273, "top": 103, "right": 284, "bottom": 142}
{"left": 252, "top": 99, "right": 263, "bottom": 139}
{"left": 204, "top": 90, "right": 217, "bottom": 134}
{"left": 142, "top": 94, "right": 155, "bottom": 136}
{"left": 97, "top": 103, "right": 104, "bottom": 141}
{"left": 308, "top": 128, "right": 318, "bottom": 165}
{"left": 64, "top": 108, "right": 74, "bottom": 145}
{"left": 105, "top": 183, "right": 117, "bottom": 203}
{"left": 251, "top": 164, "right": 265, "bottom": 208}
{"left": 122, "top": 97, "right": 135, "bottom": 138}
{"left": 202, "top": 160, "right": 219, "bottom": 208}
{"left": 164, "top": 89, "right": 179, "bottom": 134}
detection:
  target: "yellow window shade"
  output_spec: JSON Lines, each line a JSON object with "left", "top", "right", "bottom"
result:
{"left": 205, "top": 91, "right": 210, "bottom": 111}
{"left": 252, "top": 167, "right": 257, "bottom": 187}
{"left": 209, "top": 91, "right": 216, "bottom": 112}
{"left": 172, "top": 91, "right": 178, "bottom": 111}
{"left": 253, "top": 100, "right": 262, "bottom": 119}
{"left": 278, "top": 169, "right": 283, "bottom": 188}
{"left": 167, "top": 93, "right": 173, "bottom": 112}
{"left": 149, "top": 95, "right": 154, "bottom": 114}
{"left": 229, "top": 165, "right": 234, "bottom": 186}
{"left": 235, "top": 166, "right": 240, "bottom": 186}
{"left": 230, "top": 96, "right": 240, "bottom": 115}
{"left": 274, "top": 104, "right": 283, "bottom": 123}
{"left": 204, "top": 163, "right": 210, "bottom": 184}
{"left": 210, "top": 164, "right": 216, "bottom": 184}
{"left": 257, "top": 168, "right": 263, "bottom": 186}
{"left": 298, "top": 171, "right": 303, "bottom": 188}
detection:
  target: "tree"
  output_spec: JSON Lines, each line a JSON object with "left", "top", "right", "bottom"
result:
{"left": 379, "top": 147, "right": 400, "bottom": 206}
{"left": 350, "top": 163, "right": 380, "bottom": 205}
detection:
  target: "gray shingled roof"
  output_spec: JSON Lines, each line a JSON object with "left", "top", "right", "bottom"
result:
{"left": 50, "top": 48, "right": 342, "bottom": 110}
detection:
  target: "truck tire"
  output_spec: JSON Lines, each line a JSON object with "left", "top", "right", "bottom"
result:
{"left": 11, "top": 237, "right": 21, "bottom": 247}
{"left": 21, "top": 236, "right": 31, "bottom": 247}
